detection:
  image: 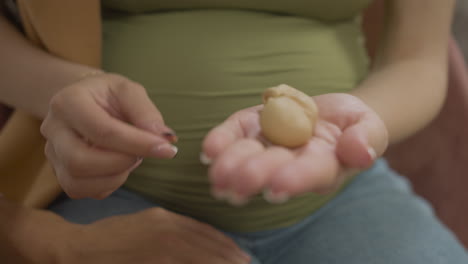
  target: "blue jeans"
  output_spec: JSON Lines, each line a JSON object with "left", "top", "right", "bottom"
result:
{"left": 49, "top": 159, "right": 468, "bottom": 263}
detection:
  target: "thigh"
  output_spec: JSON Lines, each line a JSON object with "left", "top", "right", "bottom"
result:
{"left": 50, "top": 188, "right": 264, "bottom": 263}
{"left": 48, "top": 187, "right": 157, "bottom": 224}
{"left": 269, "top": 159, "right": 468, "bottom": 264}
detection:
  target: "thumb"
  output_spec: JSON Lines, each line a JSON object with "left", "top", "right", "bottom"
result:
{"left": 336, "top": 124, "right": 376, "bottom": 169}
{"left": 336, "top": 106, "right": 388, "bottom": 169}
{"left": 110, "top": 76, "right": 177, "bottom": 143}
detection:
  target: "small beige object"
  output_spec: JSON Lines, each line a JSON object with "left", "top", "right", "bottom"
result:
{"left": 259, "top": 84, "right": 318, "bottom": 148}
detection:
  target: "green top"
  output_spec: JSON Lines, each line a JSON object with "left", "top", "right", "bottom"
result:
{"left": 101, "top": 0, "right": 372, "bottom": 232}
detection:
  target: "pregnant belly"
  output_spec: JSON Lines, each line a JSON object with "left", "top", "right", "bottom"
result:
{"left": 101, "top": 9, "right": 369, "bottom": 231}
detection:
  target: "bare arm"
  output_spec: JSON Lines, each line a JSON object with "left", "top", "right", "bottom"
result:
{"left": 0, "top": 197, "right": 68, "bottom": 263}
{"left": 0, "top": 196, "right": 250, "bottom": 264}
{"left": 352, "top": 0, "right": 455, "bottom": 148}
{"left": 0, "top": 12, "right": 99, "bottom": 119}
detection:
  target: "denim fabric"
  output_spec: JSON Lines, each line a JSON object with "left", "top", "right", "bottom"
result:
{"left": 49, "top": 159, "right": 468, "bottom": 263}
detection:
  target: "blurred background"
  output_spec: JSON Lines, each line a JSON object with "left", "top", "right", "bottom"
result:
{"left": 454, "top": 0, "right": 468, "bottom": 63}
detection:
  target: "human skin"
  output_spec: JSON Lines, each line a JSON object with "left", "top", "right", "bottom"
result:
{"left": 0, "top": 0, "right": 456, "bottom": 262}
{"left": 202, "top": 0, "right": 455, "bottom": 204}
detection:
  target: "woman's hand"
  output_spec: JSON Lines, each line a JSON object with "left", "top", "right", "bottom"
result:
{"left": 59, "top": 208, "right": 250, "bottom": 264}
{"left": 40, "top": 73, "right": 178, "bottom": 199}
{"left": 1, "top": 199, "right": 249, "bottom": 264}
{"left": 202, "top": 93, "right": 388, "bottom": 205}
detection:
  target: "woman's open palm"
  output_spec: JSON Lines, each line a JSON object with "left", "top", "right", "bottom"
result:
{"left": 202, "top": 92, "right": 388, "bottom": 205}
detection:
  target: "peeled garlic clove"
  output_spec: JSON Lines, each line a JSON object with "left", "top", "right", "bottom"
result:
{"left": 259, "top": 85, "right": 318, "bottom": 148}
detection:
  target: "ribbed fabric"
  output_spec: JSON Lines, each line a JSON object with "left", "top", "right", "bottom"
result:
{"left": 101, "top": 1, "right": 370, "bottom": 231}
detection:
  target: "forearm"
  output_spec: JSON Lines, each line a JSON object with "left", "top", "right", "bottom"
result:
{"left": 0, "top": 13, "right": 99, "bottom": 119}
{"left": 0, "top": 197, "right": 69, "bottom": 263}
{"left": 351, "top": 58, "right": 447, "bottom": 144}
{"left": 352, "top": 0, "right": 453, "bottom": 145}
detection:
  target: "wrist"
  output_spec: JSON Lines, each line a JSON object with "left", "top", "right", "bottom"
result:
{"left": 0, "top": 198, "right": 80, "bottom": 263}
{"left": 38, "top": 67, "right": 105, "bottom": 119}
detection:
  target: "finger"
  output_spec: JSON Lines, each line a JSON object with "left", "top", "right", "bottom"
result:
{"left": 202, "top": 106, "right": 261, "bottom": 161}
{"left": 57, "top": 168, "right": 130, "bottom": 200}
{"left": 336, "top": 112, "right": 387, "bottom": 169}
{"left": 59, "top": 91, "right": 177, "bottom": 159}
{"left": 145, "top": 209, "right": 250, "bottom": 263}
{"left": 93, "top": 158, "right": 144, "bottom": 199}
{"left": 109, "top": 77, "right": 178, "bottom": 143}
{"left": 230, "top": 146, "right": 295, "bottom": 198}
{"left": 45, "top": 143, "right": 122, "bottom": 199}
{"left": 268, "top": 138, "right": 340, "bottom": 198}
{"left": 176, "top": 234, "right": 250, "bottom": 264}
{"left": 44, "top": 141, "right": 59, "bottom": 169}
{"left": 45, "top": 141, "right": 134, "bottom": 200}
{"left": 171, "top": 216, "right": 251, "bottom": 263}
{"left": 51, "top": 124, "right": 139, "bottom": 178}
{"left": 209, "top": 139, "right": 264, "bottom": 204}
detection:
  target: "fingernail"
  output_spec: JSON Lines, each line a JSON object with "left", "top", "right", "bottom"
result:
{"left": 200, "top": 152, "right": 212, "bottom": 165}
{"left": 149, "top": 123, "right": 176, "bottom": 137}
{"left": 162, "top": 132, "right": 178, "bottom": 143}
{"left": 263, "top": 189, "right": 289, "bottom": 204}
{"left": 129, "top": 157, "right": 143, "bottom": 171}
{"left": 211, "top": 188, "right": 230, "bottom": 200}
{"left": 151, "top": 144, "right": 178, "bottom": 159}
{"left": 367, "top": 147, "right": 377, "bottom": 160}
{"left": 227, "top": 192, "right": 249, "bottom": 207}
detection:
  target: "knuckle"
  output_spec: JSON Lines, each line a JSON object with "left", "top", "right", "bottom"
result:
{"left": 146, "top": 207, "right": 171, "bottom": 219}
{"left": 39, "top": 119, "right": 50, "bottom": 138}
{"left": 48, "top": 93, "right": 66, "bottom": 112}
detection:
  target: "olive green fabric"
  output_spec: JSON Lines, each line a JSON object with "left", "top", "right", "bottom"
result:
{"left": 101, "top": 1, "right": 371, "bottom": 232}
{"left": 103, "top": 0, "right": 371, "bottom": 22}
